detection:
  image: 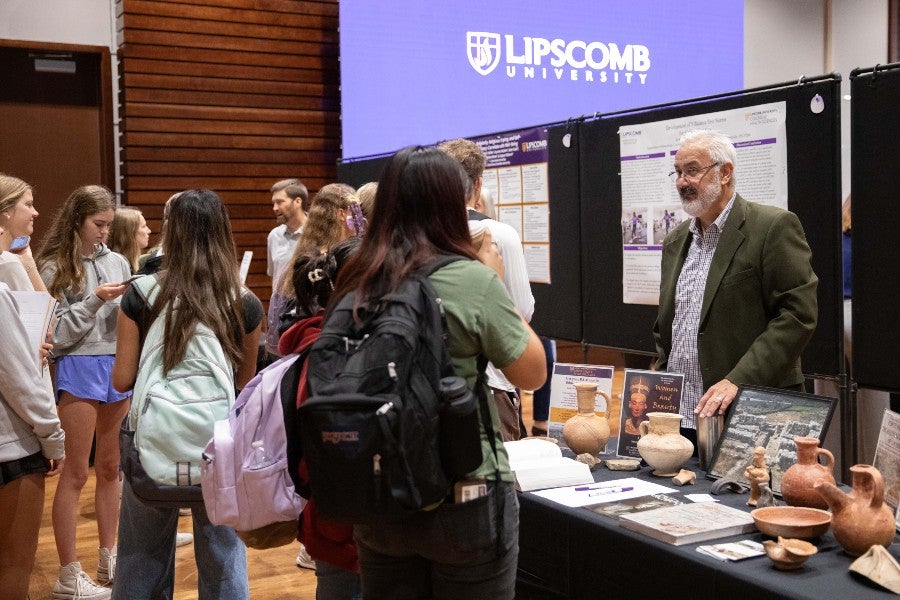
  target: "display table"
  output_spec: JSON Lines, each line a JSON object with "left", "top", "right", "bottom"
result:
{"left": 516, "top": 447, "right": 900, "bottom": 599}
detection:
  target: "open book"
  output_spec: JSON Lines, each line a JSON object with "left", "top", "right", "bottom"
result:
{"left": 504, "top": 438, "right": 593, "bottom": 492}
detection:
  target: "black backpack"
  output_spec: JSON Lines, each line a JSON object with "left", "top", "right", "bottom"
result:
{"left": 298, "top": 255, "right": 492, "bottom": 523}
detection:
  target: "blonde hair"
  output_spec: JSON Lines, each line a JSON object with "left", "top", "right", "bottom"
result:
{"left": 109, "top": 207, "right": 144, "bottom": 271}
{"left": 279, "top": 183, "right": 359, "bottom": 295}
{"left": 0, "top": 173, "right": 32, "bottom": 215}
{"left": 36, "top": 185, "right": 116, "bottom": 297}
{"left": 356, "top": 182, "right": 377, "bottom": 220}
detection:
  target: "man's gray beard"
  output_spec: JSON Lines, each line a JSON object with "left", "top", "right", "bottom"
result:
{"left": 681, "top": 176, "right": 721, "bottom": 218}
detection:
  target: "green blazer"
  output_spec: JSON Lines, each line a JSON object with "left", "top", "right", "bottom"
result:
{"left": 654, "top": 194, "right": 818, "bottom": 391}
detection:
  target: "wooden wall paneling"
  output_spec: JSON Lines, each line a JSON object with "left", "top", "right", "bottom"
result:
{"left": 118, "top": 0, "right": 341, "bottom": 306}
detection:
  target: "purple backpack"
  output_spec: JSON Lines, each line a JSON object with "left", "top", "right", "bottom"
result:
{"left": 201, "top": 354, "right": 306, "bottom": 547}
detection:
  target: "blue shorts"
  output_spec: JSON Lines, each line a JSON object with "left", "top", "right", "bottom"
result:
{"left": 55, "top": 355, "right": 132, "bottom": 404}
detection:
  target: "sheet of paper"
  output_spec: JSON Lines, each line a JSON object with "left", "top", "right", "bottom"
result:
{"left": 531, "top": 477, "right": 674, "bottom": 508}
{"left": 239, "top": 251, "right": 253, "bottom": 285}
{"left": 9, "top": 291, "right": 56, "bottom": 368}
{"left": 685, "top": 493, "right": 717, "bottom": 503}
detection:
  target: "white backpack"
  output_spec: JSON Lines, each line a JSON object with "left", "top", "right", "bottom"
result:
{"left": 128, "top": 276, "right": 236, "bottom": 488}
{"left": 201, "top": 354, "right": 307, "bottom": 545}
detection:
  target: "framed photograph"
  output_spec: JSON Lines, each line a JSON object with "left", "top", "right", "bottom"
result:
{"left": 705, "top": 385, "right": 837, "bottom": 496}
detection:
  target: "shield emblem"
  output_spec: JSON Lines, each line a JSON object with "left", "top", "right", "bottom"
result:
{"left": 467, "top": 32, "right": 502, "bottom": 76}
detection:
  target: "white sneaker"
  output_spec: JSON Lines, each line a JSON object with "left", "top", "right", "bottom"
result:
{"left": 97, "top": 547, "right": 115, "bottom": 585}
{"left": 53, "top": 562, "right": 111, "bottom": 600}
{"left": 295, "top": 544, "right": 316, "bottom": 570}
{"left": 176, "top": 532, "right": 194, "bottom": 547}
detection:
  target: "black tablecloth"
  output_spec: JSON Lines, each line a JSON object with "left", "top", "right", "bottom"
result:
{"left": 516, "top": 445, "right": 900, "bottom": 599}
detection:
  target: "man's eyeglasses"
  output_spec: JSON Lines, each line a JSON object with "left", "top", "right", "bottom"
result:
{"left": 668, "top": 162, "right": 720, "bottom": 182}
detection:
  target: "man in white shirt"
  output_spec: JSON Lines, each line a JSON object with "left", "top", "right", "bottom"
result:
{"left": 439, "top": 138, "right": 536, "bottom": 441}
{"left": 267, "top": 178, "right": 309, "bottom": 290}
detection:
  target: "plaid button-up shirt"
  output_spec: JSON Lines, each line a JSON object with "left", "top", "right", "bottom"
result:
{"left": 668, "top": 194, "right": 735, "bottom": 429}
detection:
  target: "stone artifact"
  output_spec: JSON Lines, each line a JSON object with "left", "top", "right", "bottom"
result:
{"left": 671, "top": 468, "right": 696, "bottom": 486}
{"left": 605, "top": 458, "right": 641, "bottom": 471}
{"left": 575, "top": 452, "right": 601, "bottom": 470}
{"left": 814, "top": 464, "right": 896, "bottom": 557}
{"left": 762, "top": 536, "right": 818, "bottom": 570}
{"left": 637, "top": 412, "right": 694, "bottom": 476}
{"left": 562, "top": 382, "right": 610, "bottom": 456}
{"left": 781, "top": 436, "right": 835, "bottom": 510}
{"left": 848, "top": 544, "right": 900, "bottom": 594}
{"left": 755, "top": 482, "right": 777, "bottom": 508}
{"left": 744, "top": 446, "right": 770, "bottom": 507}
{"left": 710, "top": 478, "right": 749, "bottom": 495}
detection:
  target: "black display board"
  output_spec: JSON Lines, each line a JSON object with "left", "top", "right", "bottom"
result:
{"left": 335, "top": 124, "right": 584, "bottom": 341}
{"left": 579, "top": 77, "right": 843, "bottom": 377}
{"left": 850, "top": 63, "right": 900, "bottom": 392}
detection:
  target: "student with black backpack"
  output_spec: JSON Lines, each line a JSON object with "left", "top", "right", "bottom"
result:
{"left": 320, "top": 146, "right": 546, "bottom": 599}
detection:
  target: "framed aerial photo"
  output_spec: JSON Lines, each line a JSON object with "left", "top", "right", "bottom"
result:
{"left": 706, "top": 385, "right": 837, "bottom": 496}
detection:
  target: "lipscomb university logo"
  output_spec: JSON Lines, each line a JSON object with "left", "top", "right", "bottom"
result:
{"left": 467, "top": 32, "right": 501, "bottom": 76}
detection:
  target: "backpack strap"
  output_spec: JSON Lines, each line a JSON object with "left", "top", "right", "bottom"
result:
{"left": 473, "top": 353, "right": 505, "bottom": 558}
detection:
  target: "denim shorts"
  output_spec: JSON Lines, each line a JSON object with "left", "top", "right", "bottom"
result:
{"left": 55, "top": 354, "right": 132, "bottom": 404}
{"left": 0, "top": 451, "right": 50, "bottom": 487}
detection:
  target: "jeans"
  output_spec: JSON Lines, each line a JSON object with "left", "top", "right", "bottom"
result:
{"left": 354, "top": 482, "right": 519, "bottom": 600}
{"left": 112, "top": 479, "right": 249, "bottom": 600}
{"left": 316, "top": 559, "right": 362, "bottom": 600}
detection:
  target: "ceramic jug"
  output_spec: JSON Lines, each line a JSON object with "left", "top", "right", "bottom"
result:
{"left": 780, "top": 436, "right": 835, "bottom": 510}
{"left": 814, "top": 464, "right": 896, "bottom": 557}
{"left": 561, "top": 382, "right": 611, "bottom": 456}
{"left": 637, "top": 412, "right": 694, "bottom": 476}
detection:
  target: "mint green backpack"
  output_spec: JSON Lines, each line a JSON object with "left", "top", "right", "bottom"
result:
{"left": 127, "top": 275, "right": 236, "bottom": 490}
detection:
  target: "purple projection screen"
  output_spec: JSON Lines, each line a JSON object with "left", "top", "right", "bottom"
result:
{"left": 339, "top": 0, "right": 744, "bottom": 159}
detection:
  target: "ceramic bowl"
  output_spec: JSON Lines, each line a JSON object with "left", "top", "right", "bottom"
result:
{"left": 751, "top": 506, "right": 832, "bottom": 539}
{"left": 762, "top": 536, "right": 818, "bottom": 570}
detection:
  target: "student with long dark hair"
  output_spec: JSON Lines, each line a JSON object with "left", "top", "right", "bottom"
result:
{"left": 330, "top": 146, "right": 546, "bottom": 598}
{"left": 111, "top": 190, "right": 262, "bottom": 599}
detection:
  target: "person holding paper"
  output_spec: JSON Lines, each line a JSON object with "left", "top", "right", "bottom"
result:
{"left": 36, "top": 185, "right": 133, "bottom": 599}
{"left": 653, "top": 130, "right": 818, "bottom": 441}
{"left": 0, "top": 221, "right": 65, "bottom": 600}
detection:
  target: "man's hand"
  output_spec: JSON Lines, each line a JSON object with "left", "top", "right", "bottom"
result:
{"left": 695, "top": 378, "right": 739, "bottom": 418}
{"left": 477, "top": 228, "right": 504, "bottom": 279}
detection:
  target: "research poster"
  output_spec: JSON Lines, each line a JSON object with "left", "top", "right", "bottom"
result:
{"left": 618, "top": 101, "right": 788, "bottom": 305}
{"left": 475, "top": 127, "right": 551, "bottom": 284}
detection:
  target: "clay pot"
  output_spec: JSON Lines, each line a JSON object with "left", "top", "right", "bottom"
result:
{"left": 814, "top": 464, "right": 896, "bottom": 557}
{"left": 561, "top": 382, "right": 610, "bottom": 456}
{"left": 637, "top": 412, "right": 693, "bottom": 476}
{"left": 781, "top": 437, "right": 835, "bottom": 510}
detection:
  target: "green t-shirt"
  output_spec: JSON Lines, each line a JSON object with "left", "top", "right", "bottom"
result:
{"left": 429, "top": 259, "right": 531, "bottom": 482}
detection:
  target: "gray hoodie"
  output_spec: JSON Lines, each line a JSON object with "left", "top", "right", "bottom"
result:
{"left": 0, "top": 283, "right": 65, "bottom": 462}
{"left": 39, "top": 244, "right": 132, "bottom": 356}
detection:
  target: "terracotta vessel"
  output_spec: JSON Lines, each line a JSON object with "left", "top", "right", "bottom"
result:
{"left": 762, "top": 536, "right": 818, "bottom": 570}
{"left": 637, "top": 412, "right": 693, "bottom": 476}
{"left": 814, "top": 464, "right": 896, "bottom": 557}
{"left": 780, "top": 436, "right": 834, "bottom": 509}
{"left": 561, "top": 382, "right": 610, "bottom": 456}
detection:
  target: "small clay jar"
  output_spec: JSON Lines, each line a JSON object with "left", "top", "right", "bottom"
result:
{"left": 636, "top": 412, "right": 694, "bottom": 476}
{"left": 780, "top": 437, "right": 835, "bottom": 510}
{"left": 561, "top": 382, "right": 610, "bottom": 456}
{"left": 814, "top": 464, "right": 896, "bottom": 557}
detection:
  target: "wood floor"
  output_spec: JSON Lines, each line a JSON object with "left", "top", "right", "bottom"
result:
{"left": 28, "top": 342, "right": 633, "bottom": 598}
{"left": 28, "top": 475, "right": 318, "bottom": 599}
